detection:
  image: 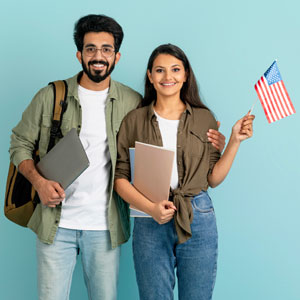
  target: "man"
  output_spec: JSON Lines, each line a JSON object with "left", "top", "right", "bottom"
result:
{"left": 9, "top": 14, "right": 225, "bottom": 300}
{"left": 10, "top": 14, "right": 141, "bottom": 300}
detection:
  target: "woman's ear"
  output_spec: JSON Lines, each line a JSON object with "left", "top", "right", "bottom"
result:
{"left": 184, "top": 70, "right": 188, "bottom": 82}
{"left": 147, "top": 70, "right": 153, "bottom": 84}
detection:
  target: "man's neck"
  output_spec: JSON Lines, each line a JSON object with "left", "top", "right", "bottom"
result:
{"left": 79, "top": 72, "right": 110, "bottom": 91}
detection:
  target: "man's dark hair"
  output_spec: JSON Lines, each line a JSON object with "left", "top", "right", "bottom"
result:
{"left": 143, "top": 43, "right": 209, "bottom": 110}
{"left": 74, "top": 14, "right": 124, "bottom": 52}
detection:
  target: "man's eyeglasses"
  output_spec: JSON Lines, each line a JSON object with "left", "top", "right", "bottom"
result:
{"left": 83, "top": 46, "right": 116, "bottom": 58}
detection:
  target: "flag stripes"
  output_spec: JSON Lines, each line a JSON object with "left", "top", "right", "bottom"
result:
{"left": 254, "top": 61, "right": 295, "bottom": 123}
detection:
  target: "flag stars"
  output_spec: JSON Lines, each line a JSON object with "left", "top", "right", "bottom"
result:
{"left": 265, "top": 61, "right": 282, "bottom": 85}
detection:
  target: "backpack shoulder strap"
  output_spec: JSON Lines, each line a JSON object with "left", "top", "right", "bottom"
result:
{"left": 47, "top": 80, "right": 68, "bottom": 151}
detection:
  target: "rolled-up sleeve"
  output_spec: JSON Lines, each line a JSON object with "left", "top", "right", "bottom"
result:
{"left": 208, "top": 118, "right": 221, "bottom": 174}
{"left": 9, "top": 88, "right": 47, "bottom": 168}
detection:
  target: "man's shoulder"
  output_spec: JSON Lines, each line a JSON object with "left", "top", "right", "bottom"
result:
{"left": 28, "top": 83, "right": 55, "bottom": 108}
{"left": 110, "top": 79, "right": 142, "bottom": 102}
{"left": 34, "top": 74, "right": 77, "bottom": 98}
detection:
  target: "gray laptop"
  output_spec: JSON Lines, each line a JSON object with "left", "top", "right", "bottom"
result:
{"left": 36, "top": 128, "right": 89, "bottom": 189}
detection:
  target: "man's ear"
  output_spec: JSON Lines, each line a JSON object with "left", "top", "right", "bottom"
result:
{"left": 114, "top": 52, "right": 121, "bottom": 65}
{"left": 76, "top": 51, "right": 82, "bottom": 64}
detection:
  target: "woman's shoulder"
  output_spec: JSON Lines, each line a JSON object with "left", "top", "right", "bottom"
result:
{"left": 190, "top": 107, "right": 218, "bottom": 132}
{"left": 192, "top": 107, "right": 216, "bottom": 121}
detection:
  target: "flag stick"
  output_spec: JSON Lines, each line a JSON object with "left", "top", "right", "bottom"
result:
{"left": 249, "top": 98, "right": 258, "bottom": 114}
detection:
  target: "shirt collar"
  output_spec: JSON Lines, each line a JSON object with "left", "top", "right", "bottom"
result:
{"left": 185, "top": 102, "right": 193, "bottom": 115}
{"left": 147, "top": 102, "right": 156, "bottom": 119}
{"left": 146, "top": 101, "right": 193, "bottom": 119}
{"left": 65, "top": 71, "right": 118, "bottom": 102}
{"left": 107, "top": 79, "right": 118, "bottom": 100}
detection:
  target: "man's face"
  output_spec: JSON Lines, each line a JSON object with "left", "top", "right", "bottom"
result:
{"left": 77, "top": 32, "right": 120, "bottom": 83}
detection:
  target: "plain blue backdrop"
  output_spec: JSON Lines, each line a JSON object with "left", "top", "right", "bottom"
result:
{"left": 1, "top": 0, "right": 299, "bottom": 299}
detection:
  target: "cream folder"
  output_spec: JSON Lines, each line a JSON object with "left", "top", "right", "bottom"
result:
{"left": 133, "top": 141, "right": 175, "bottom": 203}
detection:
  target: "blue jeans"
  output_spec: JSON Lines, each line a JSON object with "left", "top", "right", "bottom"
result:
{"left": 133, "top": 191, "right": 218, "bottom": 300}
{"left": 36, "top": 228, "right": 120, "bottom": 300}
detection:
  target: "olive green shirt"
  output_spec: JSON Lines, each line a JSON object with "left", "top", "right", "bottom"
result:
{"left": 115, "top": 103, "right": 221, "bottom": 244}
{"left": 10, "top": 72, "right": 141, "bottom": 248}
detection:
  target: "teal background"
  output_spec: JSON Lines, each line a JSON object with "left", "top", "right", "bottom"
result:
{"left": 1, "top": 0, "right": 299, "bottom": 299}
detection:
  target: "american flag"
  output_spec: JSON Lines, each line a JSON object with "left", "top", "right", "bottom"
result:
{"left": 254, "top": 61, "right": 295, "bottom": 123}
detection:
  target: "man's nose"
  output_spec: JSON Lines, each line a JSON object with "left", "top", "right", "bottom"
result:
{"left": 93, "top": 48, "right": 105, "bottom": 59}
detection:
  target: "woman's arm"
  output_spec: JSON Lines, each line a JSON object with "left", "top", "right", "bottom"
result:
{"left": 208, "top": 113, "right": 255, "bottom": 188}
{"left": 114, "top": 178, "right": 176, "bottom": 224}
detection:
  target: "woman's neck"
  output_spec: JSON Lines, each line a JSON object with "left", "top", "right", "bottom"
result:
{"left": 154, "top": 96, "right": 186, "bottom": 120}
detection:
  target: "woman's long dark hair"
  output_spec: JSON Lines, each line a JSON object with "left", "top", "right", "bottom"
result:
{"left": 142, "top": 44, "right": 209, "bottom": 110}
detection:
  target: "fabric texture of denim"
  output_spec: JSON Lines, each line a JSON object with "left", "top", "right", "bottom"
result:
{"left": 133, "top": 191, "right": 218, "bottom": 300}
{"left": 37, "top": 228, "right": 120, "bottom": 300}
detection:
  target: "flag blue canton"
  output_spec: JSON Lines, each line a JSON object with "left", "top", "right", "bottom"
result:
{"left": 264, "top": 61, "right": 282, "bottom": 85}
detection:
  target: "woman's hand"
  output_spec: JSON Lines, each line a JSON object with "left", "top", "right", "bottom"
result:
{"left": 231, "top": 112, "right": 255, "bottom": 143}
{"left": 114, "top": 178, "right": 176, "bottom": 224}
{"left": 149, "top": 200, "right": 177, "bottom": 224}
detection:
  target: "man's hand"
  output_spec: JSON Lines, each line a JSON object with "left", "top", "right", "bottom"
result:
{"left": 207, "top": 121, "right": 226, "bottom": 153}
{"left": 18, "top": 159, "right": 65, "bottom": 208}
{"left": 35, "top": 177, "right": 65, "bottom": 208}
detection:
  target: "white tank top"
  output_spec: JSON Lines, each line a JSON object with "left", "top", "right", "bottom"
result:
{"left": 154, "top": 111, "right": 179, "bottom": 190}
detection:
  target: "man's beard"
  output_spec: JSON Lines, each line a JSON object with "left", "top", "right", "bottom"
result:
{"left": 82, "top": 58, "right": 116, "bottom": 83}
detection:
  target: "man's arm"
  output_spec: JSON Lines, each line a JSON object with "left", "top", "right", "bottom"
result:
{"left": 18, "top": 159, "right": 65, "bottom": 208}
{"left": 10, "top": 86, "right": 65, "bottom": 208}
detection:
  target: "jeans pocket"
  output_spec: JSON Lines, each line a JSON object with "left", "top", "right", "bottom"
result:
{"left": 192, "top": 192, "right": 214, "bottom": 213}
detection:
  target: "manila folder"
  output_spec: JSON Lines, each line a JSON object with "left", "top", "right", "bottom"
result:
{"left": 133, "top": 141, "right": 174, "bottom": 202}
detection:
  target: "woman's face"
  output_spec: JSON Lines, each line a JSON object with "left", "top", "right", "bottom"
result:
{"left": 147, "top": 54, "right": 186, "bottom": 99}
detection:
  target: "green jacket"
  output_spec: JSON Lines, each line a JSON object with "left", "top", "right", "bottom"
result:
{"left": 10, "top": 73, "right": 141, "bottom": 248}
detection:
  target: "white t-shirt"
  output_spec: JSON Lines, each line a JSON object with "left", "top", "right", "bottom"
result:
{"left": 154, "top": 111, "right": 179, "bottom": 190}
{"left": 59, "top": 85, "right": 110, "bottom": 230}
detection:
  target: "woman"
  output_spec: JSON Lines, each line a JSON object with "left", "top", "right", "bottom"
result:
{"left": 114, "top": 44, "right": 254, "bottom": 300}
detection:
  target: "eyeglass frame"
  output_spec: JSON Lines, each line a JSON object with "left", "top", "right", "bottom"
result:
{"left": 82, "top": 45, "right": 116, "bottom": 58}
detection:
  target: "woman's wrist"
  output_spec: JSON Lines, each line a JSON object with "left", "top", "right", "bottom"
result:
{"left": 229, "top": 132, "right": 241, "bottom": 146}
{"left": 143, "top": 201, "right": 156, "bottom": 217}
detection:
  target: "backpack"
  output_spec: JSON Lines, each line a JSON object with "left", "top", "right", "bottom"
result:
{"left": 4, "top": 80, "right": 68, "bottom": 227}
